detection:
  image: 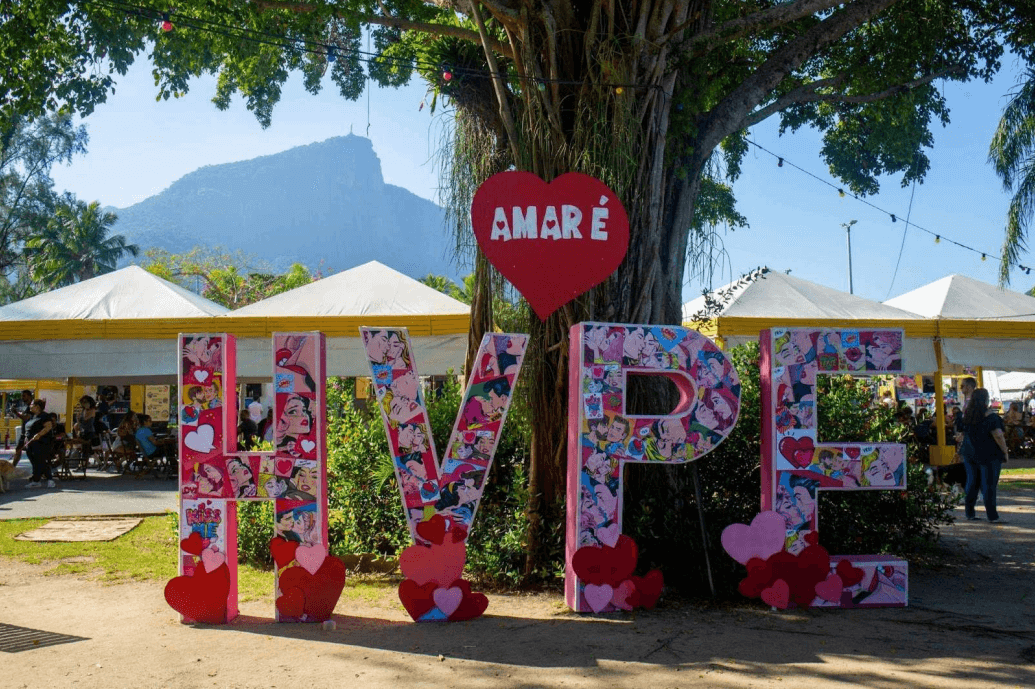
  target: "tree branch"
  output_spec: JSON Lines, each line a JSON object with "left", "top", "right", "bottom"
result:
{"left": 698, "top": 0, "right": 898, "bottom": 152}
{"left": 252, "top": 0, "right": 513, "bottom": 58}
{"left": 663, "top": 0, "right": 845, "bottom": 50}
{"left": 742, "top": 66, "right": 962, "bottom": 129}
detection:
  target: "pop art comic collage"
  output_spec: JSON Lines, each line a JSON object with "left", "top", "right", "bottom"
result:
{"left": 178, "top": 334, "right": 327, "bottom": 575}
{"left": 767, "top": 328, "right": 907, "bottom": 554}
{"left": 361, "top": 328, "right": 527, "bottom": 536}
{"left": 574, "top": 323, "right": 741, "bottom": 549}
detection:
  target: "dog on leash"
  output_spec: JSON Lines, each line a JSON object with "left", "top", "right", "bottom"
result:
{"left": 0, "top": 459, "right": 27, "bottom": 493}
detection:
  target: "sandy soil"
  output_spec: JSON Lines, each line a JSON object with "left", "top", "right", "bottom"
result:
{"left": 2, "top": 491, "right": 1034, "bottom": 689}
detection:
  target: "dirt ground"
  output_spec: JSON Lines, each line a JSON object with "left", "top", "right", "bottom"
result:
{"left": 2, "top": 488, "right": 1034, "bottom": 689}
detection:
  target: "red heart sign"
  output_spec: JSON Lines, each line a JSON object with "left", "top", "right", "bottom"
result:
{"left": 444, "top": 579, "right": 489, "bottom": 622}
{"left": 277, "top": 556, "right": 347, "bottom": 622}
{"left": 415, "top": 515, "right": 447, "bottom": 546}
{"left": 472, "top": 171, "right": 630, "bottom": 321}
{"left": 269, "top": 536, "right": 299, "bottom": 569}
{"left": 835, "top": 559, "right": 866, "bottom": 588}
{"left": 630, "top": 569, "right": 664, "bottom": 610}
{"left": 180, "top": 532, "right": 204, "bottom": 556}
{"left": 778, "top": 435, "right": 816, "bottom": 468}
{"left": 398, "top": 579, "right": 438, "bottom": 621}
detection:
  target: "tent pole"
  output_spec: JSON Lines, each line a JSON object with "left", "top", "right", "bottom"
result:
{"left": 930, "top": 339, "right": 951, "bottom": 466}
{"left": 976, "top": 367, "right": 984, "bottom": 389}
{"left": 66, "top": 377, "right": 76, "bottom": 429}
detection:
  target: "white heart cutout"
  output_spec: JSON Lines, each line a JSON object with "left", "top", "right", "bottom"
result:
{"left": 193, "top": 369, "right": 209, "bottom": 383}
{"left": 184, "top": 424, "right": 216, "bottom": 453}
{"left": 301, "top": 439, "right": 316, "bottom": 453}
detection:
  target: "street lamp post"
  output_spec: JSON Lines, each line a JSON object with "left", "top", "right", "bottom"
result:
{"left": 841, "top": 220, "right": 857, "bottom": 294}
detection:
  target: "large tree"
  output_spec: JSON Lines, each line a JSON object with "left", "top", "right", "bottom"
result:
{"left": 4, "top": 0, "right": 1019, "bottom": 573}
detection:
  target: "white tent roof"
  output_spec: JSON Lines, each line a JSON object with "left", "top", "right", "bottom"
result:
{"left": 231, "top": 261, "right": 469, "bottom": 317}
{"left": 682, "top": 271, "right": 926, "bottom": 322}
{"left": 884, "top": 274, "right": 1035, "bottom": 320}
{"left": 0, "top": 265, "right": 229, "bottom": 321}
{"left": 0, "top": 266, "right": 228, "bottom": 383}
{"left": 682, "top": 271, "right": 938, "bottom": 373}
{"left": 885, "top": 275, "right": 1035, "bottom": 372}
{"left": 229, "top": 261, "right": 470, "bottom": 378}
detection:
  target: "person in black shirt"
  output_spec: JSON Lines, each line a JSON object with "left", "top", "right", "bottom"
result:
{"left": 237, "top": 409, "right": 259, "bottom": 451}
{"left": 24, "top": 399, "right": 56, "bottom": 488}
{"left": 10, "top": 389, "right": 33, "bottom": 467}
{"left": 961, "top": 388, "right": 1008, "bottom": 522}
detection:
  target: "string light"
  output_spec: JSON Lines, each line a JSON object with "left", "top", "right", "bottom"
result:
{"left": 326, "top": 46, "right": 336, "bottom": 62}
{"left": 777, "top": 157, "right": 783, "bottom": 167}
{"left": 615, "top": 87, "right": 624, "bottom": 95}
{"left": 161, "top": 11, "right": 172, "bottom": 32}
{"left": 746, "top": 138, "right": 1015, "bottom": 269}
{"left": 442, "top": 70, "right": 453, "bottom": 82}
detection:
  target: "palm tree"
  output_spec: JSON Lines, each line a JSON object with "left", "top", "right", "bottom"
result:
{"left": 24, "top": 196, "right": 139, "bottom": 289}
{"left": 989, "top": 68, "right": 1035, "bottom": 285}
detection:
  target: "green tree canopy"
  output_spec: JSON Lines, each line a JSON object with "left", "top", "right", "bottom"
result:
{"left": 23, "top": 194, "right": 137, "bottom": 288}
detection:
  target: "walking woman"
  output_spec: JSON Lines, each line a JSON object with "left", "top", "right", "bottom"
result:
{"left": 960, "top": 388, "right": 1008, "bottom": 522}
{"left": 24, "top": 399, "right": 56, "bottom": 488}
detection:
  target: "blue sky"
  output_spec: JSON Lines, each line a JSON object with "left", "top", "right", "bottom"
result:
{"left": 48, "top": 50, "right": 1030, "bottom": 306}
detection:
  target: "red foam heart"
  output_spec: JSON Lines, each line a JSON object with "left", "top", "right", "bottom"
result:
{"left": 446, "top": 580, "right": 489, "bottom": 622}
{"left": 164, "top": 564, "right": 230, "bottom": 624}
{"left": 630, "top": 569, "right": 664, "bottom": 610}
{"left": 761, "top": 579, "right": 791, "bottom": 609}
{"left": 571, "top": 535, "right": 640, "bottom": 588}
{"left": 180, "top": 532, "right": 204, "bottom": 556}
{"left": 739, "top": 557, "right": 774, "bottom": 598}
{"left": 610, "top": 580, "right": 639, "bottom": 611}
{"left": 415, "top": 515, "right": 447, "bottom": 546}
{"left": 803, "top": 531, "right": 820, "bottom": 547}
{"left": 269, "top": 537, "right": 299, "bottom": 569}
{"left": 778, "top": 435, "right": 815, "bottom": 468}
{"left": 836, "top": 560, "right": 866, "bottom": 588}
{"left": 814, "top": 574, "right": 844, "bottom": 603}
{"left": 277, "top": 557, "right": 347, "bottom": 622}
{"left": 399, "top": 540, "right": 466, "bottom": 587}
{"left": 276, "top": 587, "right": 306, "bottom": 618}
{"left": 398, "top": 579, "right": 438, "bottom": 621}
{"left": 471, "top": 171, "right": 630, "bottom": 321}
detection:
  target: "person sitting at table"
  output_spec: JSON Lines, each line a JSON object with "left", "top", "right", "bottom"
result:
{"left": 257, "top": 408, "right": 273, "bottom": 444}
{"left": 24, "top": 399, "right": 56, "bottom": 488}
{"left": 134, "top": 414, "right": 166, "bottom": 463}
{"left": 237, "top": 409, "right": 259, "bottom": 451}
{"left": 111, "top": 411, "right": 140, "bottom": 471}
{"left": 1004, "top": 401, "right": 1026, "bottom": 450}
{"left": 74, "top": 394, "right": 99, "bottom": 466}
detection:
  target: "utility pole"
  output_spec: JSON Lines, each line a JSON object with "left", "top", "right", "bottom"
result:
{"left": 841, "top": 220, "right": 857, "bottom": 294}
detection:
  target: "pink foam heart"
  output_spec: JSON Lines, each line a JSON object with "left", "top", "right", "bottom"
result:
{"left": 432, "top": 586, "right": 463, "bottom": 616}
{"left": 610, "top": 580, "right": 637, "bottom": 611}
{"left": 761, "top": 579, "right": 790, "bottom": 609}
{"left": 721, "top": 510, "right": 786, "bottom": 565}
{"left": 596, "top": 523, "right": 620, "bottom": 547}
{"left": 814, "top": 573, "right": 844, "bottom": 603}
{"left": 295, "top": 543, "right": 327, "bottom": 575}
{"left": 584, "top": 583, "right": 614, "bottom": 613}
{"left": 201, "top": 546, "right": 226, "bottom": 573}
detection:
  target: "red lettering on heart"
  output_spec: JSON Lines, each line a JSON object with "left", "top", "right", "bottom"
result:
{"left": 164, "top": 563, "right": 230, "bottom": 624}
{"left": 472, "top": 171, "right": 630, "bottom": 321}
{"left": 778, "top": 435, "right": 816, "bottom": 468}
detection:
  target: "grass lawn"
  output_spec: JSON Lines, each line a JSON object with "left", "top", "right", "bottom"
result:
{"left": 0, "top": 514, "right": 397, "bottom": 605}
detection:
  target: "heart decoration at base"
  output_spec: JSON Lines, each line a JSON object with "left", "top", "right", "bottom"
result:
{"left": 571, "top": 535, "right": 664, "bottom": 613}
{"left": 274, "top": 550, "right": 347, "bottom": 623}
{"left": 397, "top": 516, "right": 489, "bottom": 622}
{"left": 165, "top": 563, "right": 231, "bottom": 624}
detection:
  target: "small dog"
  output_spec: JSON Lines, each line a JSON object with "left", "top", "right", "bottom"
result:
{"left": 0, "top": 459, "right": 26, "bottom": 493}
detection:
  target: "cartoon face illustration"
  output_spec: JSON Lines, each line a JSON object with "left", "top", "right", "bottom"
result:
{"left": 365, "top": 330, "right": 391, "bottom": 365}
{"left": 862, "top": 452, "right": 904, "bottom": 487}
{"left": 606, "top": 416, "right": 630, "bottom": 443}
{"left": 192, "top": 463, "right": 224, "bottom": 495}
{"left": 775, "top": 476, "right": 817, "bottom": 531}
{"left": 277, "top": 394, "right": 312, "bottom": 437}
{"left": 292, "top": 463, "right": 319, "bottom": 496}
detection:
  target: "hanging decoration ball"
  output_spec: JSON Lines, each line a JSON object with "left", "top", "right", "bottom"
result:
{"left": 935, "top": 235, "right": 940, "bottom": 243}
{"left": 838, "top": 189, "right": 845, "bottom": 197}
{"left": 615, "top": 86, "right": 624, "bottom": 95}
{"left": 443, "top": 71, "right": 453, "bottom": 82}
{"left": 162, "top": 19, "right": 173, "bottom": 32}
{"left": 982, "top": 253, "right": 987, "bottom": 261}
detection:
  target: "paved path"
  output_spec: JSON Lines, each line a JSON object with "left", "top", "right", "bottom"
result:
{"left": 0, "top": 468, "right": 176, "bottom": 519}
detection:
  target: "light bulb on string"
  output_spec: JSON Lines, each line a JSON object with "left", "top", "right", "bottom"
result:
{"left": 327, "top": 46, "right": 336, "bottom": 62}
{"left": 443, "top": 70, "right": 453, "bottom": 82}
{"left": 537, "top": 81, "right": 546, "bottom": 92}
{"left": 838, "top": 188, "right": 845, "bottom": 198}
{"left": 982, "top": 253, "right": 987, "bottom": 261}
{"left": 161, "top": 12, "right": 173, "bottom": 32}
{"left": 890, "top": 214, "right": 896, "bottom": 222}
{"left": 934, "top": 235, "right": 940, "bottom": 244}
{"left": 777, "top": 157, "right": 783, "bottom": 167}
{"left": 615, "top": 86, "right": 624, "bottom": 95}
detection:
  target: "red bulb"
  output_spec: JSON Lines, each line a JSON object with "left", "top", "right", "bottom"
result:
{"left": 442, "top": 71, "right": 452, "bottom": 82}
{"left": 162, "top": 20, "right": 173, "bottom": 32}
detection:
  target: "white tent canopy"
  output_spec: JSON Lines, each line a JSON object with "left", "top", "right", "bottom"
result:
{"left": 682, "top": 271, "right": 939, "bottom": 373}
{"left": 229, "top": 261, "right": 470, "bottom": 378}
{"left": 0, "top": 266, "right": 229, "bottom": 383}
{"left": 885, "top": 274, "right": 1035, "bottom": 371}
